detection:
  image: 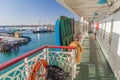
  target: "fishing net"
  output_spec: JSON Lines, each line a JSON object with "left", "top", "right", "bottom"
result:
{"left": 46, "top": 65, "right": 70, "bottom": 80}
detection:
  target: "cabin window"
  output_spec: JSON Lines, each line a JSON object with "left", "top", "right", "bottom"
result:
{"left": 109, "top": 19, "right": 114, "bottom": 45}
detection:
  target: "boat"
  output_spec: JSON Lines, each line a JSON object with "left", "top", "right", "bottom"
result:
{"left": 0, "top": 0, "right": 120, "bottom": 80}
{"left": 0, "top": 33, "right": 11, "bottom": 37}
{"left": 33, "top": 26, "right": 53, "bottom": 33}
{"left": 21, "top": 30, "right": 33, "bottom": 34}
{"left": 0, "top": 32, "right": 31, "bottom": 52}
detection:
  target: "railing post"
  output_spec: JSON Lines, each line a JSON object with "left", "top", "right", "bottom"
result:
{"left": 118, "top": 71, "right": 120, "bottom": 80}
{"left": 24, "top": 58, "right": 29, "bottom": 79}
{"left": 44, "top": 48, "right": 49, "bottom": 64}
{"left": 71, "top": 49, "right": 76, "bottom": 80}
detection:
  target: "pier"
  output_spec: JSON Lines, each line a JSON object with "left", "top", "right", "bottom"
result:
{"left": 0, "top": 24, "right": 54, "bottom": 30}
{"left": 0, "top": 35, "right": 31, "bottom": 52}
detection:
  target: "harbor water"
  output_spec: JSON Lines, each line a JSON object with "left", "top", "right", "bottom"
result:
{"left": 0, "top": 32, "right": 55, "bottom": 64}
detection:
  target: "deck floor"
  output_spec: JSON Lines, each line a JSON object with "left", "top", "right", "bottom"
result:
{"left": 75, "top": 34, "right": 116, "bottom": 80}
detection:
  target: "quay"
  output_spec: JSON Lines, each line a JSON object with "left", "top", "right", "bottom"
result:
{"left": 0, "top": 24, "right": 54, "bottom": 31}
{"left": 0, "top": 34, "right": 31, "bottom": 52}
{"left": 32, "top": 30, "right": 54, "bottom": 33}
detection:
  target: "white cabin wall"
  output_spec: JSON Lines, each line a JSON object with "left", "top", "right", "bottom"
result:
{"left": 74, "top": 20, "right": 88, "bottom": 44}
{"left": 74, "top": 21, "right": 83, "bottom": 35}
{"left": 74, "top": 21, "right": 80, "bottom": 35}
{"left": 106, "top": 22, "right": 111, "bottom": 33}
{"left": 97, "top": 9, "right": 120, "bottom": 79}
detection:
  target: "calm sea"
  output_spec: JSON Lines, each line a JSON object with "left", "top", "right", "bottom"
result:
{"left": 0, "top": 32, "right": 55, "bottom": 64}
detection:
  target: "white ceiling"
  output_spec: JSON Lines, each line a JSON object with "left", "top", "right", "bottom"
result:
{"left": 57, "top": 0, "right": 120, "bottom": 22}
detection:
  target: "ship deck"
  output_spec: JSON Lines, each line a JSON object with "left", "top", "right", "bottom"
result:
{"left": 0, "top": 33, "right": 117, "bottom": 80}
{"left": 75, "top": 34, "right": 116, "bottom": 80}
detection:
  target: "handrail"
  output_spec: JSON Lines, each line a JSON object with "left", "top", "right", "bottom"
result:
{"left": 0, "top": 45, "right": 75, "bottom": 71}
{"left": 46, "top": 45, "right": 75, "bottom": 49}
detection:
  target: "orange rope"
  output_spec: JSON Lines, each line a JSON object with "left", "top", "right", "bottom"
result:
{"left": 69, "top": 41, "right": 83, "bottom": 64}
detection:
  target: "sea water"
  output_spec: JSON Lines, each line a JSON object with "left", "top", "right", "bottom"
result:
{"left": 0, "top": 32, "right": 55, "bottom": 64}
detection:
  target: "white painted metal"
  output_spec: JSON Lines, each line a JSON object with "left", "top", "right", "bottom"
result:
{"left": 57, "top": 0, "right": 120, "bottom": 80}
{"left": 97, "top": 10, "right": 120, "bottom": 79}
{"left": 71, "top": 49, "right": 77, "bottom": 79}
{"left": 0, "top": 48, "right": 77, "bottom": 80}
{"left": 24, "top": 58, "right": 29, "bottom": 79}
{"left": 44, "top": 48, "right": 49, "bottom": 64}
{"left": 57, "top": 0, "right": 120, "bottom": 21}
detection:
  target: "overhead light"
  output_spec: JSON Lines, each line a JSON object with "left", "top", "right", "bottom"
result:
{"left": 91, "top": 17, "right": 96, "bottom": 22}
{"left": 94, "top": 12, "right": 98, "bottom": 16}
{"left": 98, "top": 0, "right": 107, "bottom": 4}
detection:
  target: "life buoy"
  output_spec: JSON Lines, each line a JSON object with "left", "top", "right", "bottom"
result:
{"left": 69, "top": 41, "right": 83, "bottom": 64}
{"left": 28, "top": 59, "right": 48, "bottom": 80}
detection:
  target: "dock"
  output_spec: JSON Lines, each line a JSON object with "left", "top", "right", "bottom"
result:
{"left": 0, "top": 36, "right": 30, "bottom": 52}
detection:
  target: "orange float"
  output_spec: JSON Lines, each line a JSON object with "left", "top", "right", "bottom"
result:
{"left": 28, "top": 59, "right": 48, "bottom": 80}
{"left": 96, "top": 23, "right": 99, "bottom": 30}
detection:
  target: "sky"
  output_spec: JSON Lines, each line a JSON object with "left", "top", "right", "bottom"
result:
{"left": 0, "top": 0, "right": 79, "bottom": 25}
